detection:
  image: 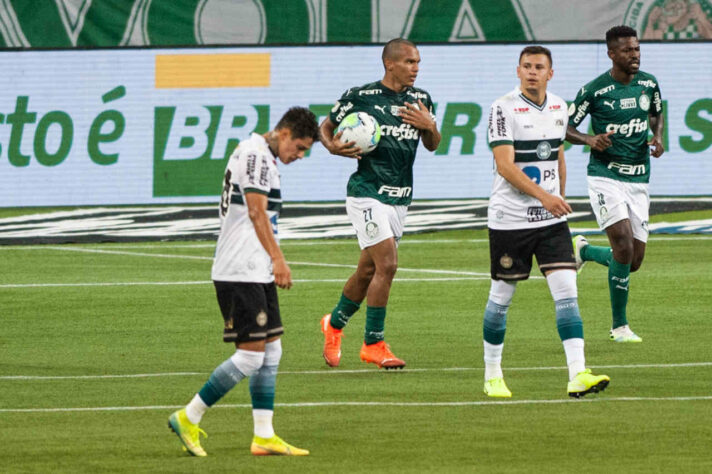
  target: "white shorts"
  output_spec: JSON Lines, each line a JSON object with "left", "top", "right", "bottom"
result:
{"left": 346, "top": 197, "right": 408, "bottom": 249}
{"left": 587, "top": 176, "right": 650, "bottom": 243}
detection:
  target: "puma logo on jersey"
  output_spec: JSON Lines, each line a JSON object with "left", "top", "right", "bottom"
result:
{"left": 603, "top": 100, "right": 616, "bottom": 110}
{"left": 374, "top": 105, "right": 386, "bottom": 114}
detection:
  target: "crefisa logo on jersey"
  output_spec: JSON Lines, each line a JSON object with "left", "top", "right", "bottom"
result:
{"left": 536, "top": 141, "right": 552, "bottom": 160}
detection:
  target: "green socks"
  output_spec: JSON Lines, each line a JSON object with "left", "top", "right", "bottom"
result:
{"left": 330, "top": 293, "right": 361, "bottom": 329}
{"left": 609, "top": 258, "right": 631, "bottom": 329}
{"left": 581, "top": 244, "right": 612, "bottom": 266}
{"left": 580, "top": 242, "right": 631, "bottom": 328}
{"left": 364, "top": 306, "right": 386, "bottom": 344}
{"left": 330, "top": 295, "right": 388, "bottom": 344}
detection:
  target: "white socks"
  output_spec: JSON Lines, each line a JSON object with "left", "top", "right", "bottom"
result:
{"left": 185, "top": 394, "right": 209, "bottom": 424}
{"left": 562, "top": 338, "right": 586, "bottom": 380}
{"left": 253, "top": 409, "right": 275, "bottom": 438}
{"left": 483, "top": 340, "right": 504, "bottom": 380}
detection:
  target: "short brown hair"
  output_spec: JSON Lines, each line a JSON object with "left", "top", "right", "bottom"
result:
{"left": 519, "top": 45, "right": 552, "bottom": 67}
{"left": 275, "top": 107, "right": 319, "bottom": 142}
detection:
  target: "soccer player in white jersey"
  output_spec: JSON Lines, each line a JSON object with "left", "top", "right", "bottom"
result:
{"left": 481, "top": 46, "right": 609, "bottom": 398}
{"left": 168, "top": 107, "right": 319, "bottom": 457}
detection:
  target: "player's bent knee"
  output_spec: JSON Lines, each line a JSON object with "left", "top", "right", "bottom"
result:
{"left": 489, "top": 279, "right": 517, "bottom": 306}
{"left": 230, "top": 349, "right": 265, "bottom": 377}
{"left": 264, "top": 339, "right": 282, "bottom": 366}
{"left": 546, "top": 270, "right": 577, "bottom": 300}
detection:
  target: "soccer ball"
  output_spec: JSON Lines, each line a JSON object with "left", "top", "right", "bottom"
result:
{"left": 335, "top": 112, "right": 381, "bottom": 153}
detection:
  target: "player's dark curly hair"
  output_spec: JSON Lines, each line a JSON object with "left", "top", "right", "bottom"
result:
{"left": 606, "top": 25, "right": 637, "bottom": 48}
{"left": 519, "top": 45, "right": 552, "bottom": 66}
{"left": 275, "top": 107, "right": 320, "bottom": 142}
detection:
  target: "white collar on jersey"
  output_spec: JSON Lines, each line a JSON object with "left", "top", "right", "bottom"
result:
{"left": 516, "top": 87, "right": 548, "bottom": 111}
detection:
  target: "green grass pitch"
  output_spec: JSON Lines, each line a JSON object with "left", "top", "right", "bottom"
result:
{"left": 1, "top": 222, "right": 711, "bottom": 473}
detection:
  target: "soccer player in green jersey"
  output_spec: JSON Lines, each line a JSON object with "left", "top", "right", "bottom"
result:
{"left": 567, "top": 25, "right": 665, "bottom": 343}
{"left": 318, "top": 38, "right": 441, "bottom": 369}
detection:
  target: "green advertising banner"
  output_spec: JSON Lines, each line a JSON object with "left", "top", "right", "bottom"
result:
{"left": 1, "top": 0, "right": 711, "bottom": 49}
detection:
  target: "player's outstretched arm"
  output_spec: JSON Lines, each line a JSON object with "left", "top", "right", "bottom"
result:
{"left": 494, "top": 144, "right": 571, "bottom": 218}
{"left": 245, "top": 192, "right": 292, "bottom": 289}
{"left": 401, "top": 100, "right": 441, "bottom": 151}
{"left": 566, "top": 125, "right": 614, "bottom": 152}
{"left": 319, "top": 117, "right": 362, "bottom": 159}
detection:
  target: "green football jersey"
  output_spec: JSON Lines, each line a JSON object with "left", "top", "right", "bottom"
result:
{"left": 329, "top": 81, "right": 435, "bottom": 206}
{"left": 568, "top": 70, "right": 662, "bottom": 183}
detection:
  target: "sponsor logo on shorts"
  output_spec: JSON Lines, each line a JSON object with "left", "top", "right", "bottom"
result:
{"left": 500, "top": 254, "right": 513, "bottom": 269}
{"left": 365, "top": 221, "right": 379, "bottom": 238}
{"left": 599, "top": 205, "right": 609, "bottom": 221}
{"left": 256, "top": 310, "right": 268, "bottom": 327}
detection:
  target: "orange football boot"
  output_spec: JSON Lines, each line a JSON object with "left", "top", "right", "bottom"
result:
{"left": 321, "top": 314, "right": 343, "bottom": 367}
{"left": 359, "top": 341, "right": 405, "bottom": 369}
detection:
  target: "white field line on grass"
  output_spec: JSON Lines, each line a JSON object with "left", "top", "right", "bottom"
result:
{"left": 3, "top": 361, "right": 711, "bottom": 380}
{"left": 0, "top": 276, "right": 489, "bottom": 289}
{"left": 0, "top": 245, "right": 494, "bottom": 279}
{"left": 2, "top": 396, "right": 712, "bottom": 413}
{"left": 1, "top": 234, "right": 710, "bottom": 253}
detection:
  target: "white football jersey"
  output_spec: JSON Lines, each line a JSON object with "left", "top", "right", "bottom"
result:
{"left": 211, "top": 133, "right": 282, "bottom": 283}
{"left": 487, "top": 88, "right": 568, "bottom": 230}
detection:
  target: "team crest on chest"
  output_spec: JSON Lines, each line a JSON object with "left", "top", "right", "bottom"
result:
{"left": 639, "top": 94, "right": 650, "bottom": 111}
{"left": 536, "top": 141, "right": 552, "bottom": 160}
